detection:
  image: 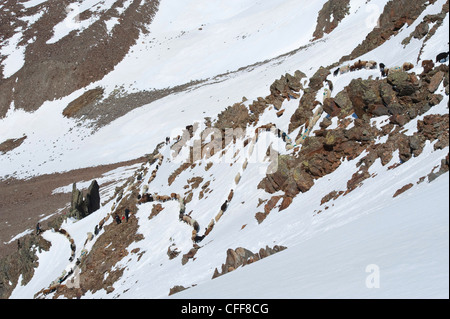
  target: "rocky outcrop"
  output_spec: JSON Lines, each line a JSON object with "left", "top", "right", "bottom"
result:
{"left": 85, "top": 180, "right": 101, "bottom": 216}
{"left": 255, "top": 195, "right": 282, "bottom": 224}
{"left": 0, "top": 234, "right": 51, "bottom": 299}
{"left": 181, "top": 246, "right": 199, "bottom": 265}
{"left": 313, "top": 0, "right": 351, "bottom": 40}
{"left": 0, "top": 136, "right": 27, "bottom": 155}
{"left": 427, "top": 153, "right": 450, "bottom": 182}
{"left": 341, "top": 0, "right": 432, "bottom": 62}
{"left": 69, "top": 180, "right": 101, "bottom": 220}
{"left": 260, "top": 64, "right": 448, "bottom": 199}
{"left": 212, "top": 245, "right": 287, "bottom": 279}
{"left": 393, "top": 183, "right": 414, "bottom": 197}
{"left": 214, "top": 102, "right": 252, "bottom": 131}
{"left": 289, "top": 67, "right": 331, "bottom": 133}
{"left": 169, "top": 285, "right": 189, "bottom": 296}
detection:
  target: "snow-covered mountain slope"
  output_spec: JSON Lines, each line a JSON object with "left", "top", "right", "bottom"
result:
{"left": 0, "top": 0, "right": 394, "bottom": 179}
{"left": 0, "top": 0, "right": 448, "bottom": 299}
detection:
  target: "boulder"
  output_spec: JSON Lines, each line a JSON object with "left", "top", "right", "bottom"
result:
{"left": 309, "top": 67, "right": 331, "bottom": 91}
{"left": 69, "top": 180, "right": 100, "bottom": 220}
{"left": 428, "top": 71, "right": 444, "bottom": 93}
{"left": 387, "top": 71, "right": 418, "bottom": 96}
{"left": 333, "top": 90, "right": 353, "bottom": 118}
{"left": 279, "top": 196, "right": 293, "bottom": 211}
{"left": 85, "top": 180, "right": 100, "bottom": 215}
{"left": 322, "top": 98, "right": 341, "bottom": 117}
{"left": 393, "top": 183, "right": 414, "bottom": 197}
{"left": 212, "top": 245, "right": 287, "bottom": 279}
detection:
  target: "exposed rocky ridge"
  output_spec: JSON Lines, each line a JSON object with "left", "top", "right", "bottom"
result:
{"left": 68, "top": 180, "right": 101, "bottom": 220}
{"left": 259, "top": 64, "right": 449, "bottom": 200}
{"left": 340, "top": 0, "right": 436, "bottom": 63}
{"left": 289, "top": 67, "right": 331, "bottom": 134}
{"left": 312, "top": 0, "right": 351, "bottom": 40}
{"left": 0, "top": 233, "right": 51, "bottom": 299}
{"left": 401, "top": 1, "right": 449, "bottom": 47}
{"left": 212, "top": 245, "right": 287, "bottom": 280}
{"left": 49, "top": 181, "right": 143, "bottom": 298}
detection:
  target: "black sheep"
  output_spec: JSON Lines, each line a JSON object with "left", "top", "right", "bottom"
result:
{"left": 436, "top": 52, "right": 449, "bottom": 63}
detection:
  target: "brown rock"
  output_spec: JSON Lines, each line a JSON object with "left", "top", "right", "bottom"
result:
{"left": 428, "top": 71, "right": 444, "bottom": 93}
{"left": 323, "top": 98, "right": 341, "bottom": 117}
{"left": 393, "top": 183, "right": 413, "bottom": 197}
{"left": 279, "top": 196, "right": 293, "bottom": 211}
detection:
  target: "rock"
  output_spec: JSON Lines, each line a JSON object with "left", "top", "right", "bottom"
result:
{"left": 368, "top": 103, "right": 390, "bottom": 116}
{"left": 276, "top": 109, "right": 285, "bottom": 117}
{"left": 292, "top": 166, "right": 315, "bottom": 193}
{"left": 212, "top": 245, "right": 287, "bottom": 279}
{"left": 63, "top": 88, "right": 104, "bottom": 118}
{"left": 411, "top": 21, "right": 429, "bottom": 39}
{"left": 294, "top": 70, "right": 307, "bottom": 82}
{"left": 417, "top": 114, "right": 449, "bottom": 150}
{"left": 149, "top": 203, "right": 164, "bottom": 220}
{"left": 309, "top": 67, "right": 331, "bottom": 91}
{"left": 264, "top": 196, "right": 282, "bottom": 214}
{"left": 393, "top": 183, "right": 413, "bottom": 197}
{"left": 323, "top": 98, "right": 341, "bottom": 117}
{"left": 169, "top": 285, "right": 188, "bottom": 296}
{"left": 255, "top": 212, "right": 268, "bottom": 224}
{"left": 106, "top": 286, "right": 115, "bottom": 294}
{"left": 346, "top": 78, "right": 381, "bottom": 119}
{"left": 279, "top": 196, "right": 293, "bottom": 211}
{"left": 85, "top": 180, "right": 100, "bottom": 215}
{"left": 70, "top": 184, "right": 87, "bottom": 220}
{"left": 313, "top": 0, "right": 351, "bottom": 39}
{"left": 428, "top": 71, "right": 444, "bottom": 93}
{"left": 389, "top": 113, "right": 409, "bottom": 126}
{"left": 334, "top": 90, "right": 353, "bottom": 118}
{"left": 346, "top": 168, "right": 371, "bottom": 192}
{"left": 167, "top": 246, "right": 180, "bottom": 260}
{"left": 387, "top": 71, "right": 418, "bottom": 96}
{"left": 69, "top": 181, "right": 100, "bottom": 220}
{"left": 181, "top": 247, "right": 198, "bottom": 265}
{"left": 285, "top": 72, "right": 303, "bottom": 92}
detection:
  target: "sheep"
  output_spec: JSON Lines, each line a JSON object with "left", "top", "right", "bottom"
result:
{"left": 234, "top": 172, "right": 241, "bottom": 185}
{"left": 352, "top": 60, "right": 367, "bottom": 71}
{"left": 339, "top": 65, "right": 350, "bottom": 74}
{"left": 204, "top": 219, "right": 215, "bottom": 236}
{"left": 436, "top": 51, "right": 449, "bottom": 63}
{"left": 365, "top": 60, "right": 378, "bottom": 70}
{"left": 333, "top": 68, "right": 340, "bottom": 76}
{"left": 402, "top": 62, "right": 414, "bottom": 71}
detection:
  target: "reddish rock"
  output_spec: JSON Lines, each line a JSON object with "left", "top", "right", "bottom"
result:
{"left": 279, "top": 196, "right": 293, "bottom": 211}
{"left": 393, "top": 183, "right": 414, "bottom": 197}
